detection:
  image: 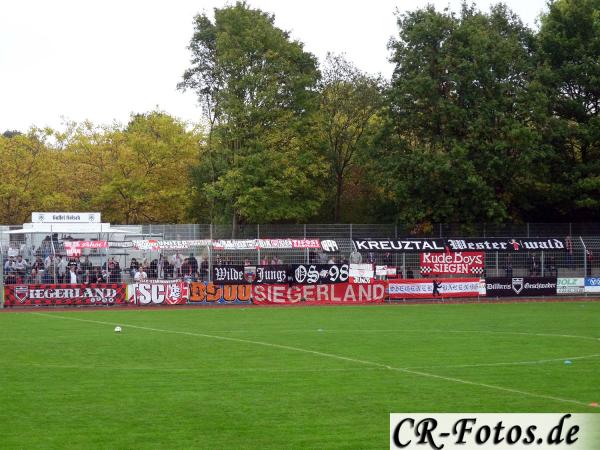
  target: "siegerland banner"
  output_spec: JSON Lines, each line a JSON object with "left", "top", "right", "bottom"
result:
{"left": 252, "top": 282, "right": 386, "bottom": 304}
{"left": 4, "top": 284, "right": 126, "bottom": 306}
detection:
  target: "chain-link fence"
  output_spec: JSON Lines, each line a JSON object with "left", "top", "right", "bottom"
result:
{"left": 0, "top": 223, "right": 598, "bottom": 287}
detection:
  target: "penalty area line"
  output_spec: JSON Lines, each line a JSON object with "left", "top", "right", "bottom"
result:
{"left": 32, "top": 312, "right": 595, "bottom": 409}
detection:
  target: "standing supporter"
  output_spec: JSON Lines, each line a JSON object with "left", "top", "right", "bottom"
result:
{"left": 171, "top": 253, "right": 183, "bottom": 278}
{"left": 188, "top": 253, "right": 199, "bottom": 274}
{"left": 163, "top": 258, "right": 174, "bottom": 279}
{"left": 80, "top": 255, "right": 92, "bottom": 274}
{"left": 200, "top": 258, "right": 208, "bottom": 280}
{"left": 69, "top": 266, "right": 78, "bottom": 284}
{"left": 56, "top": 256, "right": 68, "bottom": 283}
{"left": 565, "top": 235, "right": 574, "bottom": 268}
{"left": 93, "top": 267, "right": 104, "bottom": 283}
{"left": 4, "top": 256, "right": 14, "bottom": 274}
{"left": 505, "top": 257, "right": 513, "bottom": 278}
{"left": 349, "top": 249, "right": 362, "bottom": 264}
{"left": 129, "top": 258, "right": 140, "bottom": 278}
{"left": 13, "top": 255, "right": 27, "bottom": 278}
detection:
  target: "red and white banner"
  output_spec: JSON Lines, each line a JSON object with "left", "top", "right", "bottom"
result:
{"left": 420, "top": 252, "right": 485, "bottom": 275}
{"left": 349, "top": 263, "right": 375, "bottom": 283}
{"left": 128, "top": 281, "right": 189, "bottom": 305}
{"left": 213, "top": 239, "right": 322, "bottom": 250}
{"left": 132, "top": 240, "right": 211, "bottom": 251}
{"left": 252, "top": 282, "right": 386, "bottom": 304}
{"left": 64, "top": 240, "right": 108, "bottom": 256}
{"left": 388, "top": 278, "right": 485, "bottom": 299}
{"left": 4, "top": 283, "right": 126, "bottom": 306}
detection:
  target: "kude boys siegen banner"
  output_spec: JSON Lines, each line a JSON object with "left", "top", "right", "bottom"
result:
{"left": 420, "top": 252, "right": 485, "bottom": 275}
{"left": 354, "top": 238, "right": 566, "bottom": 252}
{"left": 485, "top": 277, "right": 557, "bottom": 297}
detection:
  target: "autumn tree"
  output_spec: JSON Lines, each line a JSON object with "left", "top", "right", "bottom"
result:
{"left": 63, "top": 113, "right": 200, "bottom": 224}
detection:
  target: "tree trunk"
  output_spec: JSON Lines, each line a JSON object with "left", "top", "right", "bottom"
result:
{"left": 231, "top": 210, "right": 237, "bottom": 239}
{"left": 334, "top": 174, "right": 343, "bottom": 222}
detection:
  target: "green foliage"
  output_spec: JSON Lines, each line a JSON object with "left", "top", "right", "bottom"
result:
{"left": 535, "top": 0, "right": 600, "bottom": 219}
{"left": 315, "top": 54, "right": 384, "bottom": 221}
{"left": 2, "top": 1, "right": 599, "bottom": 225}
{"left": 180, "top": 2, "right": 325, "bottom": 225}
{"left": 380, "top": 4, "right": 548, "bottom": 226}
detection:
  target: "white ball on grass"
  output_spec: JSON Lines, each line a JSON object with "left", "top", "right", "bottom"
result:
{"left": 114, "top": 326, "right": 122, "bottom": 333}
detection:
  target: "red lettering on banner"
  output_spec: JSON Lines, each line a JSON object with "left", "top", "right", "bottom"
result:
{"left": 387, "top": 278, "right": 483, "bottom": 299}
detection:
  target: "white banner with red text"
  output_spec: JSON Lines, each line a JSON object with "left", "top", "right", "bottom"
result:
{"left": 388, "top": 278, "right": 485, "bottom": 299}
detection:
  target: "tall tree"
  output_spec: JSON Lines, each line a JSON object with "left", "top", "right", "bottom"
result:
{"left": 316, "top": 54, "right": 383, "bottom": 222}
{"left": 178, "top": 2, "right": 326, "bottom": 226}
{"left": 536, "top": 0, "right": 600, "bottom": 220}
{"left": 379, "top": 4, "right": 541, "bottom": 226}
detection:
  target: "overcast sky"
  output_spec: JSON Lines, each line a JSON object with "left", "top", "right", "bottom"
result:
{"left": 0, "top": 0, "right": 548, "bottom": 131}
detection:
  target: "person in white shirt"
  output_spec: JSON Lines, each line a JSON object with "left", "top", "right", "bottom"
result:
{"left": 13, "top": 255, "right": 27, "bottom": 276}
{"left": 134, "top": 267, "right": 147, "bottom": 281}
{"left": 69, "top": 266, "right": 78, "bottom": 284}
{"left": 171, "top": 253, "right": 183, "bottom": 277}
{"left": 349, "top": 250, "right": 362, "bottom": 264}
{"left": 56, "top": 256, "right": 68, "bottom": 282}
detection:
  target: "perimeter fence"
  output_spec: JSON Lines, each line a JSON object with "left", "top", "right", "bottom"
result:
{"left": 1, "top": 223, "right": 599, "bottom": 285}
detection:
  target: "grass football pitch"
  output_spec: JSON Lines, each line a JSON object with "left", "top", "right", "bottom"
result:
{"left": 1, "top": 302, "right": 599, "bottom": 449}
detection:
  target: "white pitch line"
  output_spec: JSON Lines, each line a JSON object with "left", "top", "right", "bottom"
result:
{"left": 154, "top": 328, "right": 600, "bottom": 342}
{"left": 406, "top": 353, "right": 600, "bottom": 370}
{"left": 32, "top": 313, "right": 596, "bottom": 409}
{"left": 0, "top": 363, "right": 383, "bottom": 373}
